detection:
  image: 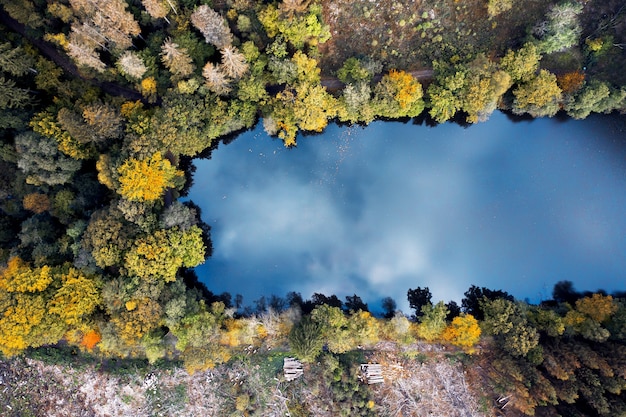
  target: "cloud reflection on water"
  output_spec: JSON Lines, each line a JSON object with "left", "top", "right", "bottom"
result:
{"left": 188, "top": 112, "right": 626, "bottom": 312}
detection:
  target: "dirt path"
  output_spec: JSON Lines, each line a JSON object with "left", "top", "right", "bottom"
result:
{"left": 0, "top": 10, "right": 144, "bottom": 102}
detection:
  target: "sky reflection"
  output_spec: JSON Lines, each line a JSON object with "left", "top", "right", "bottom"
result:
{"left": 187, "top": 112, "right": 626, "bottom": 312}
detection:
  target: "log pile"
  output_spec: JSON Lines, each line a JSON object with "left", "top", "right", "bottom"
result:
{"left": 360, "top": 363, "right": 384, "bottom": 384}
{"left": 283, "top": 358, "right": 304, "bottom": 381}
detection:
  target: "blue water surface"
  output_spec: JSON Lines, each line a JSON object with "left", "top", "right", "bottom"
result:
{"left": 187, "top": 112, "right": 626, "bottom": 312}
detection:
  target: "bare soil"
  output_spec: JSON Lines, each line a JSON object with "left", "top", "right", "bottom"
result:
{"left": 318, "top": 0, "right": 549, "bottom": 75}
{"left": 0, "top": 342, "right": 492, "bottom": 416}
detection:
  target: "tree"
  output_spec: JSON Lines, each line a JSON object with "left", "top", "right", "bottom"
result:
{"left": 82, "top": 207, "right": 132, "bottom": 268}
{"left": 116, "top": 51, "right": 148, "bottom": 80}
{"left": 499, "top": 43, "right": 541, "bottom": 84}
{"left": 344, "top": 294, "right": 368, "bottom": 313}
{"left": 68, "top": 0, "right": 141, "bottom": 52}
{"left": 289, "top": 316, "right": 324, "bottom": 362}
{"left": 0, "top": 42, "right": 34, "bottom": 77}
{"left": 565, "top": 80, "right": 611, "bottom": 119}
{"left": 417, "top": 301, "right": 448, "bottom": 341}
{"left": 142, "top": 0, "right": 172, "bottom": 21}
{"left": 220, "top": 46, "right": 248, "bottom": 79}
{"left": 161, "top": 39, "right": 195, "bottom": 80}
{"left": 124, "top": 226, "right": 206, "bottom": 282}
{"left": 552, "top": 280, "right": 579, "bottom": 305}
{"left": 337, "top": 82, "right": 375, "bottom": 124}
{"left": 47, "top": 268, "right": 101, "bottom": 326}
{"left": 557, "top": 70, "right": 585, "bottom": 94}
{"left": 427, "top": 84, "right": 461, "bottom": 123}
{"left": 337, "top": 57, "right": 373, "bottom": 85}
{"left": 291, "top": 83, "right": 337, "bottom": 132}
{"left": 381, "top": 297, "right": 397, "bottom": 319}
{"left": 445, "top": 300, "right": 461, "bottom": 320}
{"left": 190, "top": 5, "right": 233, "bottom": 49}
{"left": 202, "top": 62, "right": 230, "bottom": 95}
{"left": 407, "top": 286, "right": 431, "bottom": 318}
{"left": 460, "top": 285, "right": 514, "bottom": 320}
{"left": 310, "top": 304, "right": 351, "bottom": 353}
{"left": 532, "top": 2, "right": 583, "bottom": 54}
{"left": 82, "top": 102, "right": 124, "bottom": 141}
{"left": 575, "top": 294, "right": 617, "bottom": 324}
{"left": 15, "top": 132, "right": 81, "bottom": 186}
{"left": 23, "top": 193, "right": 50, "bottom": 214}
{"left": 0, "top": 76, "right": 31, "bottom": 109}
{"left": 117, "top": 153, "right": 183, "bottom": 202}
{"left": 482, "top": 298, "right": 539, "bottom": 357}
{"left": 373, "top": 70, "right": 424, "bottom": 118}
{"left": 442, "top": 314, "right": 481, "bottom": 348}
{"left": 462, "top": 69, "right": 511, "bottom": 123}
{"left": 512, "top": 70, "right": 562, "bottom": 117}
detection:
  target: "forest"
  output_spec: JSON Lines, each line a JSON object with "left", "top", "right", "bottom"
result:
{"left": 0, "top": 0, "right": 626, "bottom": 415}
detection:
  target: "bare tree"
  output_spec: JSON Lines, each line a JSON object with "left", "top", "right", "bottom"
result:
{"left": 66, "top": 23, "right": 107, "bottom": 72}
{"left": 117, "top": 51, "right": 147, "bottom": 80}
{"left": 190, "top": 5, "right": 233, "bottom": 49}
{"left": 219, "top": 45, "right": 248, "bottom": 79}
{"left": 161, "top": 39, "right": 195, "bottom": 79}
{"left": 202, "top": 62, "right": 231, "bottom": 95}
{"left": 141, "top": 0, "right": 170, "bottom": 21}
{"left": 279, "top": 0, "right": 312, "bottom": 18}
{"left": 69, "top": 0, "right": 140, "bottom": 51}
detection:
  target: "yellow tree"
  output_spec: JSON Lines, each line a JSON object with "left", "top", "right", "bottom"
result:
{"left": 47, "top": 268, "right": 101, "bottom": 326}
{"left": 117, "top": 153, "right": 183, "bottom": 202}
{"left": 0, "top": 256, "right": 53, "bottom": 293}
{"left": 0, "top": 258, "right": 71, "bottom": 356}
{"left": 442, "top": 314, "right": 481, "bottom": 348}
{"left": 575, "top": 294, "right": 617, "bottom": 323}
{"left": 292, "top": 83, "right": 337, "bottom": 133}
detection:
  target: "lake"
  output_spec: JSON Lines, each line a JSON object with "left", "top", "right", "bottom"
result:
{"left": 186, "top": 111, "right": 626, "bottom": 313}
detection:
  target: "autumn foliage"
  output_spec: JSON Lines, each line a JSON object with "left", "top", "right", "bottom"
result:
{"left": 442, "top": 314, "right": 481, "bottom": 348}
{"left": 557, "top": 71, "right": 585, "bottom": 94}
{"left": 81, "top": 330, "right": 102, "bottom": 350}
{"left": 117, "top": 153, "right": 183, "bottom": 202}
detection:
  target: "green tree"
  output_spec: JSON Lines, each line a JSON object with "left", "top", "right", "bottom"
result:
{"left": 407, "top": 286, "right": 431, "bottom": 318}
{"left": 565, "top": 80, "right": 611, "bottom": 119}
{"left": 532, "top": 2, "right": 583, "bottom": 54}
{"left": 0, "top": 42, "right": 34, "bottom": 77}
{"left": 15, "top": 132, "right": 81, "bottom": 186}
{"left": 499, "top": 43, "right": 541, "bottom": 83}
{"left": 373, "top": 70, "right": 425, "bottom": 118}
{"left": 482, "top": 298, "right": 539, "bottom": 357}
{"left": 0, "top": 76, "right": 31, "bottom": 109}
{"left": 289, "top": 316, "right": 324, "bottom": 362}
{"left": 337, "top": 57, "right": 373, "bottom": 84}
{"left": 124, "top": 226, "right": 205, "bottom": 282}
{"left": 417, "top": 301, "right": 449, "bottom": 341}
{"left": 337, "top": 82, "right": 375, "bottom": 124}
{"left": 310, "top": 304, "right": 352, "bottom": 353}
